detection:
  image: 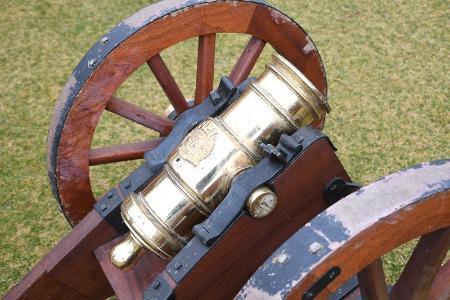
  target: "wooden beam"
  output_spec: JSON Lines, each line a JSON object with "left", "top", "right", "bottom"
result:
{"left": 4, "top": 210, "right": 119, "bottom": 299}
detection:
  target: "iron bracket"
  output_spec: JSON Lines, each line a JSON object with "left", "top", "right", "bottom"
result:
{"left": 192, "top": 128, "right": 325, "bottom": 247}
{"left": 323, "top": 177, "right": 361, "bottom": 205}
{"left": 95, "top": 76, "right": 250, "bottom": 233}
{"left": 143, "top": 127, "right": 335, "bottom": 299}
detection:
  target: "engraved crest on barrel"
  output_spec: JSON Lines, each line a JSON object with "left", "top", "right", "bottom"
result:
{"left": 110, "top": 53, "right": 330, "bottom": 269}
{"left": 179, "top": 122, "right": 216, "bottom": 166}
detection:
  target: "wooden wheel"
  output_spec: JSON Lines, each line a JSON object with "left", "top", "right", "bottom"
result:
{"left": 239, "top": 159, "right": 450, "bottom": 299}
{"left": 47, "top": 0, "right": 328, "bottom": 225}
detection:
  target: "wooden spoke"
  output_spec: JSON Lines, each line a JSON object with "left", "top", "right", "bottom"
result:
{"left": 357, "top": 258, "right": 388, "bottom": 300}
{"left": 229, "top": 36, "right": 266, "bottom": 85}
{"left": 427, "top": 261, "right": 450, "bottom": 299}
{"left": 147, "top": 54, "right": 190, "bottom": 114}
{"left": 194, "top": 34, "right": 216, "bottom": 105}
{"left": 106, "top": 96, "right": 174, "bottom": 135}
{"left": 89, "top": 139, "right": 163, "bottom": 165}
{"left": 48, "top": 0, "right": 327, "bottom": 224}
{"left": 390, "top": 227, "right": 450, "bottom": 299}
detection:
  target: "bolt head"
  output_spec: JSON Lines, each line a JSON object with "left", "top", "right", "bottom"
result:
{"left": 152, "top": 280, "right": 160, "bottom": 289}
{"left": 124, "top": 180, "right": 131, "bottom": 189}
{"left": 100, "top": 36, "right": 109, "bottom": 44}
{"left": 246, "top": 186, "right": 277, "bottom": 218}
{"left": 272, "top": 253, "right": 289, "bottom": 264}
{"left": 88, "top": 59, "right": 96, "bottom": 67}
{"left": 308, "top": 241, "right": 323, "bottom": 254}
{"left": 173, "top": 260, "right": 183, "bottom": 270}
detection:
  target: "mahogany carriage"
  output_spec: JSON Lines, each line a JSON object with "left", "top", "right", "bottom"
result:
{"left": 5, "top": 1, "right": 449, "bottom": 299}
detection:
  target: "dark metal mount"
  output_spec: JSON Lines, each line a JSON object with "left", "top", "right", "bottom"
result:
{"left": 94, "top": 76, "right": 250, "bottom": 233}
{"left": 192, "top": 128, "right": 330, "bottom": 247}
{"left": 143, "top": 126, "right": 334, "bottom": 300}
{"left": 144, "top": 76, "right": 245, "bottom": 173}
{"left": 323, "top": 177, "right": 361, "bottom": 205}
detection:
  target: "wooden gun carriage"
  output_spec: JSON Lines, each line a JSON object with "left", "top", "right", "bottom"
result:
{"left": 5, "top": 1, "right": 449, "bottom": 299}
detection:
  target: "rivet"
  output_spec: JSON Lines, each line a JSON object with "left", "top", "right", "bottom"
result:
{"left": 107, "top": 192, "right": 113, "bottom": 199}
{"left": 100, "top": 36, "right": 109, "bottom": 44}
{"left": 152, "top": 280, "right": 160, "bottom": 289}
{"left": 124, "top": 180, "right": 131, "bottom": 189}
{"left": 88, "top": 59, "right": 97, "bottom": 68}
{"left": 174, "top": 260, "right": 183, "bottom": 270}
{"left": 272, "top": 253, "right": 288, "bottom": 264}
{"left": 100, "top": 203, "right": 108, "bottom": 211}
{"left": 308, "top": 242, "right": 323, "bottom": 254}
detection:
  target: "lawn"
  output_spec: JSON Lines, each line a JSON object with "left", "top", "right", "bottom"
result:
{"left": 0, "top": 0, "right": 448, "bottom": 296}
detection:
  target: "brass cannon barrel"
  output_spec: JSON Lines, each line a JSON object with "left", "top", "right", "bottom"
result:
{"left": 110, "top": 53, "right": 330, "bottom": 269}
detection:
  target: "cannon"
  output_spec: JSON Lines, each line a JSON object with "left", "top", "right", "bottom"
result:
{"left": 5, "top": 1, "right": 449, "bottom": 299}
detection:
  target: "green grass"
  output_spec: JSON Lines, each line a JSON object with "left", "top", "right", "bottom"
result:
{"left": 0, "top": 0, "right": 448, "bottom": 296}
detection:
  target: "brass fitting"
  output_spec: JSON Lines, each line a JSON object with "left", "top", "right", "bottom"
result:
{"left": 246, "top": 186, "right": 277, "bottom": 218}
{"left": 109, "top": 234, "right": 143, "bottom": 270}
{"left": 110, "top": 53, "right": 329, "bottom": 269}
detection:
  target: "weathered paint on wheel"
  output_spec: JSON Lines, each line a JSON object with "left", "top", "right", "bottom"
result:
{"left": 47, "top": 0, "right": 328, "bottom": 225}
{"left": 238, "top": 159, "right": 450, "bottom": 299}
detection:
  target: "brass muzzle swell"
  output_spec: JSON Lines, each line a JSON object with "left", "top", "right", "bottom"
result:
{"left": 110, "top": 53, "right": 329, "bottom": 269}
